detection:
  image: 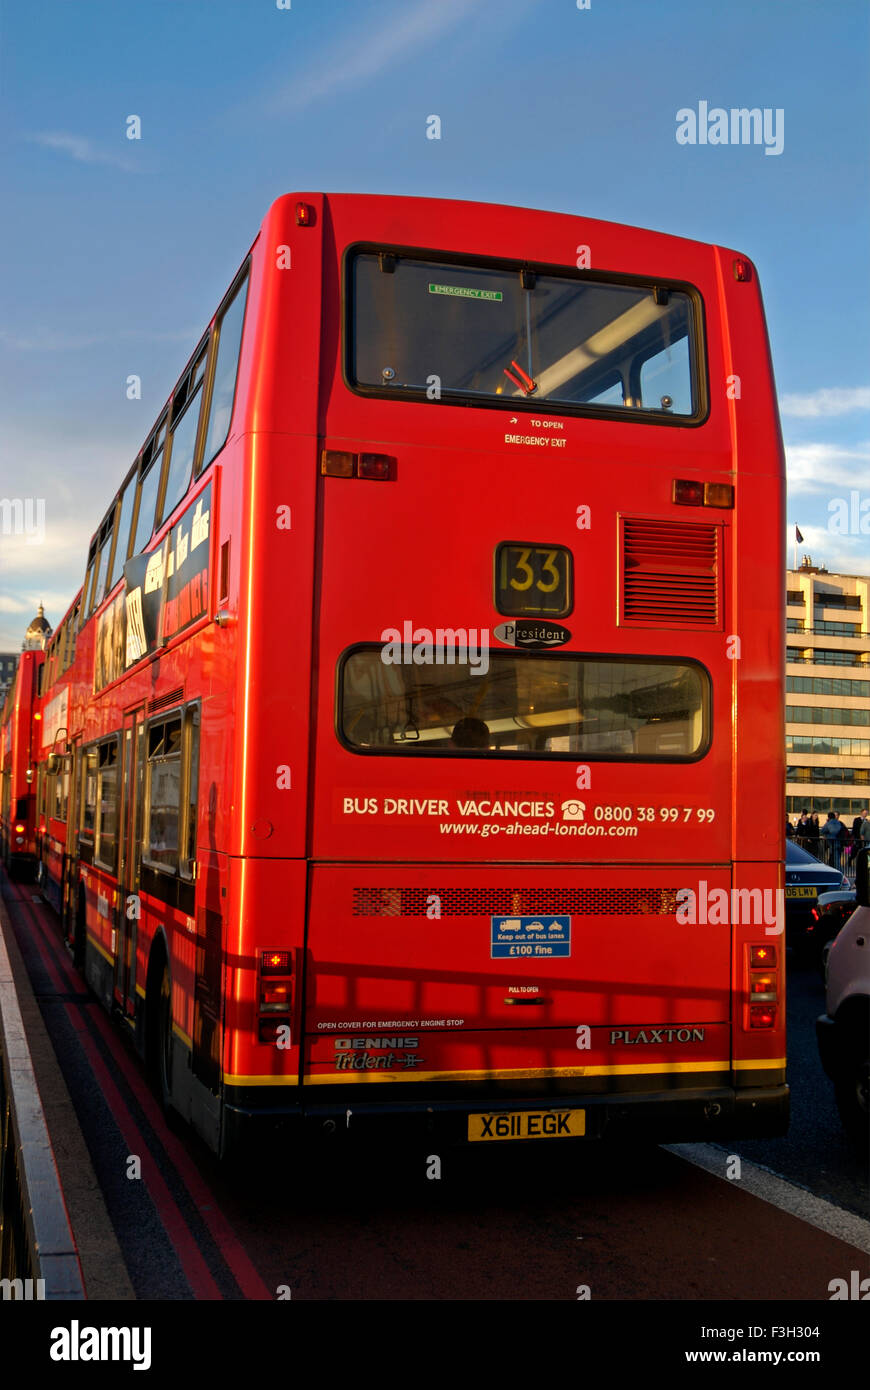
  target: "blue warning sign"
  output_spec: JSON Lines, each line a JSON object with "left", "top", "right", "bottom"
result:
{"left": 490, "top": 915, "right": 571, "bottom": 959}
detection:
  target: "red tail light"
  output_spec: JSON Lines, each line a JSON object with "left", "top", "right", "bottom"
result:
{"left": 321, "top": 449, "right": 395, "bottom": 480}
{"left": 750, "top": 972, "right": 776, "bottom": 1001}
{"left": 258, "top": 950, "right": 294, "bottom": 1039}
{"left": 744, "top": 945, "right": 780, "bottom": 1031}
{"left": 672, "top": 478, "right": 703, "bottom": 505}
{"left": 750, "top": 945, "right": 776, "bottom": 967}
{"left": 673, "top": 479, "right": 734, "bottom": 508}
{"left": 260, "top": 983, "right": 292, "bottom": 1011}
{"left": 358, "top": 453, "right": 393, "bottom": 480}
{"left": 261, "top": 950, "right": 291, "bottom": 974}
{"left": 749, "top": 1005, "right": 776, "bottom": 1029}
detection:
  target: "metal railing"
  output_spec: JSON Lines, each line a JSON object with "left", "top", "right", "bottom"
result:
{"left": 0, "top": 911, "right": 84, "bottom": 1300}
{"left": 790, "top": 833, "right": 863, "bottom": 883}
{"left": 786, "top": 625, "right": 869, "bottom": 638}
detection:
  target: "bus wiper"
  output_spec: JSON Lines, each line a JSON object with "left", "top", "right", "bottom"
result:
{"left": 503, "top": 359, "right": 537, "bottom": 395}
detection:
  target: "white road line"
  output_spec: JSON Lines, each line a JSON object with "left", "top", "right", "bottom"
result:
{"left": 664, "top": 1142, "right": 870, "bottom": 1254}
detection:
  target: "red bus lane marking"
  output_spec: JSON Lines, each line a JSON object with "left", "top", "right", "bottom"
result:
{"left": 12, "top": 881, "right": 85, "bottom": 999}
{"left": 16, "top": 887, "right": 272, "bottom": 1301}
{"left": 63, "top": 1004, "right": 223, "bottom": 1301}
{"left": 81, "top": 999, "right": 274, "bottom": 1301}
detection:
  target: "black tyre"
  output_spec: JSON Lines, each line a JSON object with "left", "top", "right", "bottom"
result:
{"left": 833, "top": 1035, "right": 870, "bottom": 1156}
{"left": 147, "top": 952, "right": 175, "bottom": 1116}
{"left": 73, "top": 887, "right": 86, "bottom": 969}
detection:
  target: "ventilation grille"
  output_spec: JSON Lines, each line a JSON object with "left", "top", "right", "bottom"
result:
{"left": 353, "top": 887, "right": 680, "bottom": 917}
{"left": 147, "top": 685, "right": 184, "bottom": 714}
{"left": 621, "top": 517, "right": 720, "bottom": 627}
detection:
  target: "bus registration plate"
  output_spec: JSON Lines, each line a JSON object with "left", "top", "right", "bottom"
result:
{"left": 468, "top": 1109, "right": 585, "bottom": 1142}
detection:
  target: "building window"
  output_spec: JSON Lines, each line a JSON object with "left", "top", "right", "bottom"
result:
{"left": 787, "top": 765, "right": 870, "bottom": 785}
{"left": 787, "top": 705, "right": 870, "bottom": 727}
{"left": 786, "top": 676, "right": 870, "bottom": 697}
{"left": 812, "top": 620, "right": 863, "bottom": 636}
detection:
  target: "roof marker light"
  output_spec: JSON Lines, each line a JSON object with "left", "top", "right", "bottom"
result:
{"left": 704, "top": 483, "right": 734, "bottom": 508}
{"left": 673, "top": 479, "right": 734, "bottom": 509}
{"left": 358, "top": 453, "right": 393, "bottom": 481}
{"left": 321, "top": 450, "right": 354, "bottom": 478}
{"left": 672, "top": 479, "right": 704, "bottom": 506}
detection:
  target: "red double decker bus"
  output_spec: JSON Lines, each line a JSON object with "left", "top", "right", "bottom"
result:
{"left": 26, "top": 193, "right": 786, "bottom": 1156}
{"left": 1, "top": 649, "right": 43, "bottom": 879}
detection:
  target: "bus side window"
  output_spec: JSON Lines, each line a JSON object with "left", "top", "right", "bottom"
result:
{"left": 95, "top": 739, "right": 119, "bottom": 872}
{"left": 199, "top": 271, "right": 249, "bottom": 471}
{"left": 81, "top": 748, "right": 98, "bottom": 839}
{"left": 80, "top": 546, "right": 97, "bottom": 631}
{"left": 160, "top": 342, "right": 209, "bottom": 526}
{"left": 108, "top": 472, "right": 138, "bottom": 592}
{"left": 144, "top": 717, "right": 182, "bottom": 871}
{"left": 180, "top": 705, "right": 200, "bottom": 879}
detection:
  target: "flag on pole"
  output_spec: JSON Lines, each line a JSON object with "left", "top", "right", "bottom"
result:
{"left": 795, "top": 526, "right": 804, "bottom": 543}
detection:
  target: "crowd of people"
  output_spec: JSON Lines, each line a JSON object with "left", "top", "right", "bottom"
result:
{"left": 787, "top": 809, "right": 870, "bottom": 870}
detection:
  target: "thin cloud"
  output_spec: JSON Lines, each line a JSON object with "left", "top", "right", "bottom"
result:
{"left": 25, "top": 131, "right": 136, "bottom": 172}
{"left": 0, "top": 596, "right": 31, "bottom": 615}
{"left": 784, "top": 524, "right": 870, "bottom": 579}
{"left": 780, "top": 386, "right": 870, "bottom": 418}
{"left": 268, "top": 0, "right": 483, "bottom": 113}
{"left": 0, "top": 326, "right": 197, "bottom": 353}
{"left": 785, "top": 441, "right": 870, "bottom": 495}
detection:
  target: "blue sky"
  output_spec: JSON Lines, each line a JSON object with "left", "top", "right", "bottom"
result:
{"left": 1, "top": 0, "right": 868, "bottom": 648}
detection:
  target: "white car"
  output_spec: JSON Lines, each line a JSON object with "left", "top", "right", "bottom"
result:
{"left": 816, "top": 848, "right": 870, "bottom": 1154}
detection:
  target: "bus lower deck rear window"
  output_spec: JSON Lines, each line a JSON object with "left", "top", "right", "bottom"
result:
{"left": 339, "top": 648, "right": 709, "bottom": 759}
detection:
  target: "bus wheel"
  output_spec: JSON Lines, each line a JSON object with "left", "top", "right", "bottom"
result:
{"left": 147, "top": 950, "right": 174, "bottom": 1115}
{"left": 73, "top": 887, "right": 86, "bottom": 969}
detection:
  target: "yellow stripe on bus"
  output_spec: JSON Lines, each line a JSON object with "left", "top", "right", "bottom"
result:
{"left": 733, "top": 1058, "right": 786, "bottom": 1069}
{"left": 223, "top": 1074, "right": 300, "bottom": 1086}
{"left": 221, "top": 1059, "right": 786, "bottom": 1087}
{"left": 86, "top": 932, "right": 114, "bottom": 965}
{"left": 303, "top": 1060, "right": 765, "bottom": 1085}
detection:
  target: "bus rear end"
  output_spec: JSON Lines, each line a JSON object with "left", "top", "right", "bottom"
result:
{"left": 230, "top": 193, "right": 787, "bottom": 1153}
{"left": 0, "top": 650, "right": 41, "bottom": 880}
